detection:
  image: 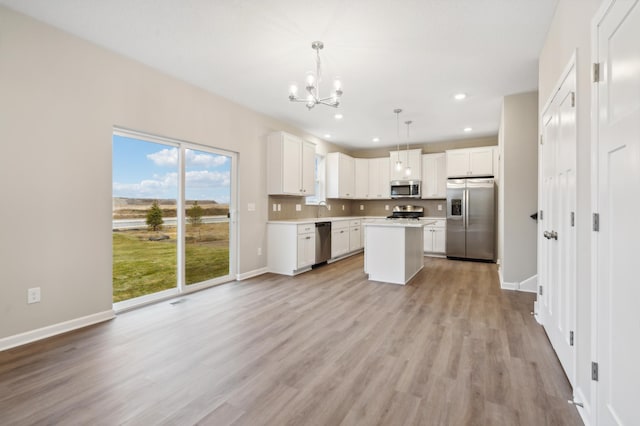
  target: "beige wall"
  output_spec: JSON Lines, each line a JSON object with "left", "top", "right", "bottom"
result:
{"left": 538, "top": 0, "right": 604, "bottom": 410}
{"left": 0, "top": 6, "right": 341, "bottom": 339}
{"left": 500, "top": 92, "right": 538, "bottom": 284}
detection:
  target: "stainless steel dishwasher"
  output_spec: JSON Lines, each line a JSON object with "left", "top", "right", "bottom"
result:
{"left": 315, "top": 222, "right": 331, "bottom": 265}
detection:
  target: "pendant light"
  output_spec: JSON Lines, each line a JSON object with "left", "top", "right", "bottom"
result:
{"left": 393, "top": 109, "right": 403, "bottom": 171}
{"left": 404, "top": 120, "right": 413, "bottom": 176}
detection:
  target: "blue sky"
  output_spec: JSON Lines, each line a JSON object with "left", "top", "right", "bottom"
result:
{"left": 112, "top": 134, "right": 231, "bottom": 203}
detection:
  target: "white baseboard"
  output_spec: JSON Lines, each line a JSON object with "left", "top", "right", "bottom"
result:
{"left": 518, "top": 274, "right": 538, "bottom": 293}
{"left": 499, "top": 271, "right": 538, "bottom": 293}
{"left": 236, "top": 267, "right": 268, "bottom": 281}
{"left": 0, "top": 310, "right": 115, "bottom": 352}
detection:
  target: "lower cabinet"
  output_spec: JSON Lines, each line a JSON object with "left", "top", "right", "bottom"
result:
{"left": 423, "top": 219, "right": 446, "bottom": 255}
{"left": 331, "top": 221, "right": 350, "bottom": 259}
{"left": 267, "top": 223, "right": 316, "bottom": 275}
{"left": 297, "top": 232, "right": 316, "bottom": 269}
{"left": 349, "top": 219, "right": 363, "bottom": 252}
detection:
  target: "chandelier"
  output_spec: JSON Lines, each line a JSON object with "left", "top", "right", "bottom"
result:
{"left": 288, "top": 41, "right": 342, "bottom": 110}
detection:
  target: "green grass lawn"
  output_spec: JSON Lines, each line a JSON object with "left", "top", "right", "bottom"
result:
{"left": 112, "top": 228, "right": 229, "bottom": 303}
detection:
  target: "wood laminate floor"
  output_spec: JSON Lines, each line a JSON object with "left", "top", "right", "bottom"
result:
{"left": 0, "top": 255, "right": 582, "bottom": 425}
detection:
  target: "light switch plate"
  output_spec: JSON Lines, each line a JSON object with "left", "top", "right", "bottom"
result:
{"left": 277, "top": 204, "right": 281, "bottom": 211}
{"left": 295, "top": 204, "right": 302, "bottom": 211}
{"left": 360, "top": 205, "right": 364, "bottom": 210}
{"left": 248, "top": 203, "right": 256, "bottom": 211}
{"left": 385, "top": 205, "right": 389, "bottom": 211}
{"left": 272, "top": 204, "right": 277, "bottom": 212}
{"left": 438, "top": 204, "right": 443, "bottom": 211}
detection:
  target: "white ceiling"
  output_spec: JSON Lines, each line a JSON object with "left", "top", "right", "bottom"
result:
{"left": 0, "top": 0, "right": 557, "bottom": 149}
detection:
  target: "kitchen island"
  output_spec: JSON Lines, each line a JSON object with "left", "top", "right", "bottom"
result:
{"left": 363, "top": 219, "right": 427, "bottom": 285}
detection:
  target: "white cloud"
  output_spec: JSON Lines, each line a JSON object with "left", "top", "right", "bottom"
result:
{"left": 147, "top": 148, "right": 228, "bottom": 168}
{"left": 186, "top": 170, "right": 230, "bottom": 187}
{"left": 113, "top": 170, "right": 230, "bottom": 199}
{"left": 147, "top": 148, "right": 178, "bottom": 167}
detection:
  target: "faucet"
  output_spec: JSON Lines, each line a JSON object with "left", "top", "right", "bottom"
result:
{"left": 317, "top": 200, "right": 329, "bottom": 218}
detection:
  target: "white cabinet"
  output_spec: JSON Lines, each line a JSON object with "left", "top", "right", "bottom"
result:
{"left": 421, "top": 153, "right": 447, "bottom": 199}
{"left": 368, "top": 157, "right": 390, "bottom": 199}
{"left": 331, "top": 220, "right": 350, "bottom": 258}
{"left": 267, "top": 131, "right": 316, "bottom": 195}
{"left": 354, "top": 159, "right": 369, "bottom": 199}
{"left": 445, "top": 147, "right": 494, "bottom": 178}
{"left": 326, "top": 152, "right": 355, "bottom": 198}
{"left": 389, "top": 149, "right": 422, "bottom": 181}
{"left": 423, "top": 219, "right": 446, "bottom": 255}
{"left": 349, "top": 219, "right": 363, "bottom": 252}
{"left": 267, "top": 222, "right": 316, "bottom": 275}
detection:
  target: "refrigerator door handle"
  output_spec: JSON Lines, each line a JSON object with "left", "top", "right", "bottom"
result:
{"left": 464, "top": 189, "right": 469, "bottom": 229}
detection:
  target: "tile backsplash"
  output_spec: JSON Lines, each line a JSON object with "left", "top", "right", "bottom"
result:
{"left": 268, "top": 196, "right": 446, "bottom": 220}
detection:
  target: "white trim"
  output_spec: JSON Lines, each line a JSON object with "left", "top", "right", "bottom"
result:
{"left": 236, "top": 267, "right": 268, "bottom": 281}
{"left": 0, "top": 310, "right": 115, "bottom": 352}
{"left": 501, "top": 281, "right": 518, "bottom": 291}
{"left": 518, "top": 274, "right": 538, "bottom": 293}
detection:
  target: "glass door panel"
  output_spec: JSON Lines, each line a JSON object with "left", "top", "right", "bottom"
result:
{"left": 184, "top": 148, "right": 231, "bottom": 285}
{"left": 112, "top": 134, "right": 178, "bottom": 303}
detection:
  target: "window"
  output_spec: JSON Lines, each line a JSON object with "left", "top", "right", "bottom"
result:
{"left": 306, "top": 154, "right": 325, "bottom": 205}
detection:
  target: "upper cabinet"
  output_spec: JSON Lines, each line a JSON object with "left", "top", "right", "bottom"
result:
{"left": 421, "top": 153, "right": 447, "bottom": 199}
{"left": 354, "top": 158, "right": 369, "bottom": 199}
{"left": 445, "top": 146, "right": 495, "bottom": 178}
{"left": 267, "top": 131, "right": 316, "bottom": 196}
{"left": 389, "top": 149, "right": 422, "bottom": 181}
{"left": 368, "top": 157, "right": 390, "bottom": 199}
{"left": 326, "top": 152, "right": 355, "bottom": 198}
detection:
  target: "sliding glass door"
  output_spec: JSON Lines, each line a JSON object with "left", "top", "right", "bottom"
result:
{"left": 112, "top": 130, "right": 235, "bottom": 308}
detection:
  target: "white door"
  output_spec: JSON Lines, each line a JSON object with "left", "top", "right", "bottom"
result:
{"left": 538, "top": 60, "right": 577, "bottom": 387}
{"left": 594, "top": 1, "right": 640, "bottom": 424}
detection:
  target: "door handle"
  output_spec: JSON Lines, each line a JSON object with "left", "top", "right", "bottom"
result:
{"left": 550, "top": 230, "right": 558, "bottom": 240}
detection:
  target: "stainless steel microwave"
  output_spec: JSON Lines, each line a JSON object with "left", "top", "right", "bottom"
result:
{"left": 390, "top": 180, "right": 421, "bottom": 199}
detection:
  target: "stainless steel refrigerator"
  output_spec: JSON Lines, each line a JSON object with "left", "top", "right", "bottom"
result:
{"left": 446, "top": 178, "right": 495, "bottom": 261}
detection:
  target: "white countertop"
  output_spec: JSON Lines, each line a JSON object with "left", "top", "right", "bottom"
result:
{"left": 267, "top": 216, "right": 378, "bottom": 225}
{"left": 364, "top": 218, "right": 428, "bottom": 228}
{"left": 268, "top": 216, "right": 444, "bottom": 225}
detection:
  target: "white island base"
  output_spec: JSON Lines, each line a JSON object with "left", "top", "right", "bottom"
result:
{"left": 364, "top": 220, "right": 425, "bottom": 285}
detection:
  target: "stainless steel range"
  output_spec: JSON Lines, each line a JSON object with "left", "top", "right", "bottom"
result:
{"left": 387, "top": 205, "right": 424, "bottom": 219}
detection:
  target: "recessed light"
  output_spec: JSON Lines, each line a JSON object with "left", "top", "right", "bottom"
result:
{"left": 334, "top": 113, "right": 343, "bottom": 120}
{"left": 372, "top": 137, "right": 380, "bottom": 142}
{"left": 324, "top": 134, "right": 331, "bottom": 138}
{"left": 454, "top": 93, "right": 467, "bottom": 100}
{"left": 463, "top": 127, "right": 473, "bottom": 132}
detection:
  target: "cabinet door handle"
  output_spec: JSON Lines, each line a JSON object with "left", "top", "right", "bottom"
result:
{"left": 306, "top": 236, "right": 311, "bottom": 240}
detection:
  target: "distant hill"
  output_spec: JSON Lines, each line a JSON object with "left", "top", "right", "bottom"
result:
{"left": 112, "top": 197, "right": 227, "bottom": 219}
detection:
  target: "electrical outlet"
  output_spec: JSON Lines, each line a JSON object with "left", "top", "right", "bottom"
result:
{"left": 342, "top": 205, "right": 345, "bottom": 211}
{"left": 27, "top": 287, "right": 41, "bottom": 304}
{"left": 385, "top": 205, "right": 389, "bottom": 211}
{"left": 257, "top": 247, "right": 262, "bottom": 256}
{"left": 277, "top": 204, "right": 281, "bottom": 211}
{"left": 360, "top": 205, "right": 364, "bottom": 211}
{"left": 295, "top": 204, "right": 302, "bottom": 211}
{"left": 438, "top": 204, "right": 443, "bottom": 211}
{"left": 327, "top": 204, "right": 331, "bottom": 211}
{"left": 272, "top": 203, "right": 277, "bottom": 212}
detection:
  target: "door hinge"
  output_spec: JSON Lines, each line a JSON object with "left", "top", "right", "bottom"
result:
{"left": 539, "top": 285, "right": 544, "bottom": 296}
{"left": 593, "top": 213, "right": 600, "bottom": 232}
{"left": 540, "top": 210, "right": 544, "bottom": 221}
{"left": 570, "top": 331, "right": 574, "bottom": 346}
{"left": 571, "top": 91, "right": 576, "bottom": 107}
{"left": 593, "top": 63, "right": 601, "bottom": 83}
{"left": 570, "top": 211, "right": 575, "bottom": 227}
{"left": 592, "top": 362, "right": 599, "bottom": 381}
